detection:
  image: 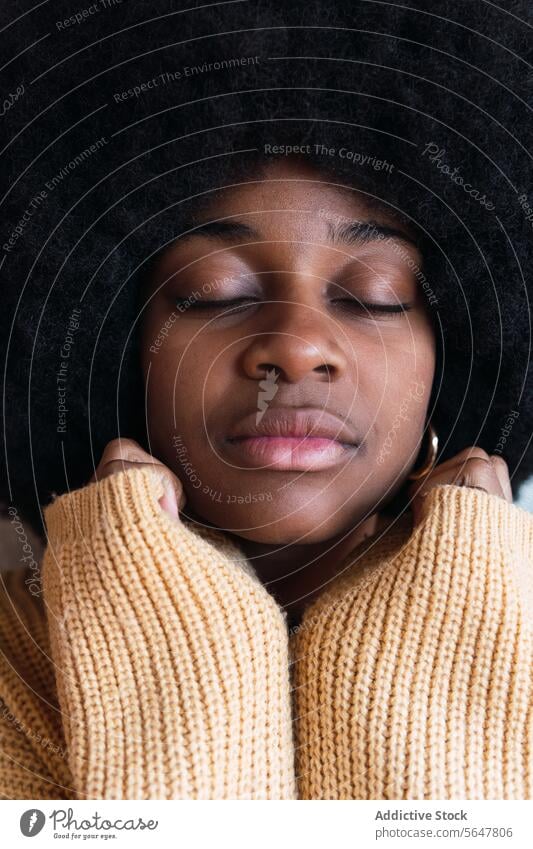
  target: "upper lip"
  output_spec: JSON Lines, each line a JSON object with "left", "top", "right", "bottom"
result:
{"left": 226, "top": 407, "right": 359, "bottom": 445}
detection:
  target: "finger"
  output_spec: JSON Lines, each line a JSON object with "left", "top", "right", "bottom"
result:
{"left": 89, "top": 438, "right": 151, "bottom": 483}
{"left": 93, "top": 458, "right": 149, "bottom": 482}
{"left": 409, "top": 456, "right": 503, "bottom": 526}
{"left": 158, "top": 477, "right": 179, "bottom": 519}
{"left": 456, "top": 456, "right": 505, "bottom": 498}
{"left": 154, "top": 468, "right": 186, "bottom": 516}
{"left": 411, "top": 444, "right": 490, "bottom": 476}
{"left": 409, "top": 455, "right": 502, "bottom": 499}
{"left": 489, "top": 455, "right": 513, "bottom": 503}
{"left": 100, "top": 437, "right": 154, "bottom": 467}
{"left": 91, "top": 457, "right": 186, "bottom": 517}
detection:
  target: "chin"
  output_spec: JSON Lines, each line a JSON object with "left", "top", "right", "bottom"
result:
{"left": 187, "top": 495, "right": 350, "bottom": 545}
{"left": 228, "top": 524, "right": 325, "bottom": 545}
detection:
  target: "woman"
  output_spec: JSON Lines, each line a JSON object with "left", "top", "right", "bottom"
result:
{"left": 0, "top": 1, "right": 531, "bottom": 800}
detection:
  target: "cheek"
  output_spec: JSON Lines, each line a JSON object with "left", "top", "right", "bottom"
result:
{"left": 372, "top": 334, "right": 435, "bottom": 469}
{"left": 142, "top": 329, "right": 230, "bottom": 452}
{"left": 353, "top": 321, "right": 435, "bottom": 453}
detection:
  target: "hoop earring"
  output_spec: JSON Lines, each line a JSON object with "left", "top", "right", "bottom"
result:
{"left": 407, "top": 421, "right": 439, "bottom": 480}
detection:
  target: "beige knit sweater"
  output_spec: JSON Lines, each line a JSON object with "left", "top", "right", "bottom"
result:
{"left": 0, "top": 468, "right": 531, "bottom": 799}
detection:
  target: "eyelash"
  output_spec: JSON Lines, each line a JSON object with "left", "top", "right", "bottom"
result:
{"left": 175, "top": 296, "right": 412, "bottom": 317}
{"left": 333, "top": 299, "right": 412, "bottom": 316}
{"left": 175, "top": 297, "right": 257, "bottom": 313}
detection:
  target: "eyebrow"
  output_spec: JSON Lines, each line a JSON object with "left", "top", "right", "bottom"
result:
{"left": 327, "top": 219, "right": 419, "bottom": 249}
{"left": 176, "top": 220, "right": 259, "bottom": 243}
{"left": 174, "top": 217, "right": 418, "bottom": 249}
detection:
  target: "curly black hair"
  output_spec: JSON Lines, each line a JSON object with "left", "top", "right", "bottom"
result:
{"left": 1, "top": 0, "right": 532, "bottom": 533}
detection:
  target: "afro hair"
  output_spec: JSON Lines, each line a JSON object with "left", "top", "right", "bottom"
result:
{"left": 1, "top": 0, "right": 532, "bottom": 533}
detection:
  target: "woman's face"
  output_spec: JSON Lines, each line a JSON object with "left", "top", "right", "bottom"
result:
{"left": 141, "top": 160, "right": 436, "bottom": 543}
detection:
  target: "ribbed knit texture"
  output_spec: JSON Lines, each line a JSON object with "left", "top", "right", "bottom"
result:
{"left": 3, "top": 469, "right": 296, "bottom": 800}
{"left": 292, "top": 485, "right": 533, "bottom": 799}
{"left": 0, "top": 469, "right": 531, "bottom": 799}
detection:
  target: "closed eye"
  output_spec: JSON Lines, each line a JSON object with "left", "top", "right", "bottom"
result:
{"left": 331, "top": 298, "right": 412, "bottom": 317}
{"left": 175, "top": 296, "right": 413, "bottom": 318}
{"left": 175, "top": 297, "right": 260, "bottom": 314}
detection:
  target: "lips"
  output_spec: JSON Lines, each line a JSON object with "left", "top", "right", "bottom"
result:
{"left": 224, "top": 407, "right": 360, "bottom": 471}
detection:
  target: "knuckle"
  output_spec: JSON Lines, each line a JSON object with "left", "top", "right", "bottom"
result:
{"left": 490, "top": 454, "right": 509, "bottom": 472}
{"left": 460, "top": 456, "right": 496, "bottom": 484}
{"left": 103, "top": 438, "right": 143, "bottom": 463}
{"left": 97, "top": 459, "right": 129, "bottom": 480}
{"left": 119, "top": 439, "right": 142, "bottom": 456}
{"left": 101, "top": 438, "right": 124, "bottom": 460}
{"left": 457, "top": 445, "right": 490, "bottom": 463}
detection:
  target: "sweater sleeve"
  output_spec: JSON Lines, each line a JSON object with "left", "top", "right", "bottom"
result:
{"left": 0, "top": 567, "right": 72, "bottom": 799}
{"left": 292, "top": 484, "right": 533, "bottom": 800}
{"left": 38, "top": 467, "right": 295, "bottom": 800}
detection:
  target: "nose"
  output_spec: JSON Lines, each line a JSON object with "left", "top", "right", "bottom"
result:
{"left": 241, "top": 301, "right": 348, "bottom": 384}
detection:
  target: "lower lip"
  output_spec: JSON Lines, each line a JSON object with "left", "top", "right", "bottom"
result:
{"left": 224, "top": 436, "right": 358, "bottom": 471}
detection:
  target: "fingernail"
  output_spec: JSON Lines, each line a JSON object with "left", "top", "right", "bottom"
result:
{"left": 159, "top": 479, "right": 179, "bottom": 518}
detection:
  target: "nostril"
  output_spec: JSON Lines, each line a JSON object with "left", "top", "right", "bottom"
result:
{"left": 314, "top": 364, "right": 332, "bottom": 376}
{"left": 258, "top": 363, "right": 279, "bottom": 375}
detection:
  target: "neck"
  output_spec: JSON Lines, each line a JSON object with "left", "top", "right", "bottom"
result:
{"left": 226, "top": 513, "right": 381, "bottom": 624}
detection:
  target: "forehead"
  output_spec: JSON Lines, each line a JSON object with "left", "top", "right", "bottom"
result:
{"left": 145, "top": 159, "right": 421, "bottom": 291}
{"left": 200, "top": 158, "right": 403, "bottom": 237}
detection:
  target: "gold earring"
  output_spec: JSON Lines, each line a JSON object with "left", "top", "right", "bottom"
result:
{"left": 407, "top": 421, "right": 439, "bottom": 480}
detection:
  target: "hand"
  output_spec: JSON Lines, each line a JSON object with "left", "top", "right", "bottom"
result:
{"left": 89, "top": 438, "right": 185, "bottom": 519}
{"left": 407, "top": 445, "right": 512, "bottom": 526}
